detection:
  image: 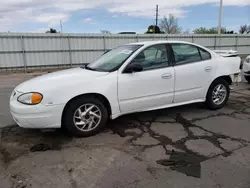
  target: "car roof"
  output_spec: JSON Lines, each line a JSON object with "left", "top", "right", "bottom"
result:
{"left": 127, "top": 40, "right": 192, "bottom": 45}
{"left": 125, "top": 40, "right": 216, "bottom": 55}
{"left": 127, "top": 40, "right": 196, "bottom": 47}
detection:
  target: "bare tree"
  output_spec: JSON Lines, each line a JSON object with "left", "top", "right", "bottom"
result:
{"left": 101, "top": 30, "right": 111, "bottom": 34}
{"left": 160, "top": 14, "right": 182, "bottom": 34}
{"left": 182, "top": 29, "right": 190, "bottom": 34}
{"left": 239, "top": 25, "right": 250, "bottom": 34}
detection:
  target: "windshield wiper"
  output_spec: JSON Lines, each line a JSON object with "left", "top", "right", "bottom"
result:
{"left": 82, "top": 64, "right": 108, "bottom": 72}
{"left": 85, "top": 65, "right": 97, "bottom": 71}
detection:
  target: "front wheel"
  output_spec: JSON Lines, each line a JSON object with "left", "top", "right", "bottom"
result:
{"left": 62, "top": 96, "right": 108, "bottom": 137}
{"left": 205, "top": 79, "right": 230, "bottom": 110}
{"left": 244, "top": 76, "right": 250, "bottom": 84}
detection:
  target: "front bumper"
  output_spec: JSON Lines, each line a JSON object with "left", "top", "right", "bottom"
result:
{"left": 9, "top": 92, "right": 64, "bottom": 128}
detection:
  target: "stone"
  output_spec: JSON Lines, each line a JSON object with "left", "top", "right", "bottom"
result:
{"left": 230, "top": 92, "right": 245, "bottom": 98}
{"left": 155, "top": 115, "right": 175, "bottom": 123}
{"left": 235, "top": 98, "right": 249, "bottom": 103}
{"left": 151, "top": 122, "right": 188, "bottom": 142}
{"left": 244, "top": 108, "right": 250, "bottom": 113}
{"left": 165, "top": 145, "right": 184, "bottom": 153}
{"left": 235, "top": 90, "right": 250, "bottom": 95}
{"left": 185, "top": 139, "right": 223, "bottom": 157}
{"left": 94, "top": 152, "right": 157, "bottom": 188}
{"left": 180, "top": 109, "right": 218, "bottom": 121}
{"left": 245, "top": 102, "right": 250, "bottom": 107}
{"left": 125, "top": 128, "right": 142, "bottom": 135}
{"left": 201, "top": 146, "right": 250, "bottom": 188}
{"left": 217, "top": 107, "right": 236, "bottom": 114}
{"left": 141, "top": 146, "right": 168, "bottom": 164}
{"left": 189, "top": 127, "right": 212, "bottom": 137}
{"left": 233, "top": 113, "right": 250, "bottom": 120}
{"left": 218, "top": 138, "right": 243, "bottom": 151}
{"left": 69, "top": 132, "right": 127, "bottom": 147}
{"left": 132, "top": 133, "right": 160, "bottom": 146}
{"left": 195, "top": 116, "right": 250, "bottom": 141}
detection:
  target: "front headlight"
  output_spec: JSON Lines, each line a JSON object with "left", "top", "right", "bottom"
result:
{"left": 17, "top": 92, "right": 43, "bottom": 105}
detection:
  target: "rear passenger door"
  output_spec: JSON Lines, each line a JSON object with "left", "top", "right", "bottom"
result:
{"left": 171, "top": 43, "right": 214, "bottom": 103}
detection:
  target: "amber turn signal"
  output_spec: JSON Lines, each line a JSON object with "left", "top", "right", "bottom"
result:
{"left": 31, "top": 93, "right": 43, "bottom": 104}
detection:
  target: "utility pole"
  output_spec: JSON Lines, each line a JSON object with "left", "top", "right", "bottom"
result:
{"left": 154, "top": 4, "right": 159, "bottom": 34}
{"left": 218, "top": 0, "right": 223, "bottom": 34}
{"left": 156, "top": 5, "right": 159, "bottom": 27}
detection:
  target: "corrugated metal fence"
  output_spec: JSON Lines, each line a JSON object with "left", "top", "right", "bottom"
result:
{"left": 0, "top": 33, "right": 249, "bottom": 72}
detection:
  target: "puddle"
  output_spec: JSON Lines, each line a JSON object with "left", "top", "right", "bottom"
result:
{"left": 157, "top": 151, "right": 208, "bottom": 178}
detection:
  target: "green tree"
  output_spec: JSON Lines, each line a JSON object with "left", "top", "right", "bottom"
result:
{"left": 194, "top": 27, "right": 227, "bottom": 34}
{"left": 146, "top": 25, "right": 162, "bottom": 34}
{"left": 160, "top": 14, "right": 182, "bottom": 34}
{"left": 46, "top": 28, "right": 59, "bottom": 33}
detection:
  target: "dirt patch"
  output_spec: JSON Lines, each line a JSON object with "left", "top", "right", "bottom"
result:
{"left": 0, "top": 126, "right": 73, "bottom": 164}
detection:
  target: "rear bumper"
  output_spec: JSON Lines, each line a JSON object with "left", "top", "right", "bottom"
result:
{"left": 10, "top": 99, "right": 64, "bottom": 128}
{"left": 243, "top": 62, "right": 250, "bottom": 76}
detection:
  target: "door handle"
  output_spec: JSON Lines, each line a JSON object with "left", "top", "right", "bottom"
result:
{"left": 161, "top": 73, "right": 172, "bottom": 79}
{"left": 205, "top": 66, "right": 212, "bottom": 72}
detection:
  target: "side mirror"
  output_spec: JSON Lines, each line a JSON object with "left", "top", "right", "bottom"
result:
{"left": 124, "top": 63, "right": 143, "bottom": 73}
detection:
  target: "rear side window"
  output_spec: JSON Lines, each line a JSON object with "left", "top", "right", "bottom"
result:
{"left": 172, "top": 43, "right": 201, "bottom": 65}
{"left": 199, "top": 48, "right": 211, "bottom": 60}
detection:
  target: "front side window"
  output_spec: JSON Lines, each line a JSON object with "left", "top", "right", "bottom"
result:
{"left": 85, "top": 45, "right": 142, "bottom": 72}
{"left": 131, "top": 44, "right": 169, "bottom": 71}
{"left": 172, "top": 43, "right": 202, "bottom": 65}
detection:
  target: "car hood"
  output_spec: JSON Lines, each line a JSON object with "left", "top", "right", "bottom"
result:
{"left": 15, "top": 68, "right": 109, "bottom": 92}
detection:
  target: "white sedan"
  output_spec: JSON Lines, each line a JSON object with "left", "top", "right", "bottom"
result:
{"left": 10, "top": 41, "right": 241, "bottom": 137}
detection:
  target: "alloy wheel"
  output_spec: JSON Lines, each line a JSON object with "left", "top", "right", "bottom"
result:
{"left": 73, "top": 104, "right": 102, "bottom": 132}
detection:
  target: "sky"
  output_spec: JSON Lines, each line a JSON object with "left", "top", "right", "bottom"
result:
{"left": 0, "top": 0, "right": 249, "bottom": 33}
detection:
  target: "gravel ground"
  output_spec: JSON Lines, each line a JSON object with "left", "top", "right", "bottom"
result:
{"left": 0, "top": 73, "right": 250, "bottom": 188}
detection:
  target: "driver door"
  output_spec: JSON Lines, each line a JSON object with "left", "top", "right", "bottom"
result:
{"left": 118, "top": 44, "right": 175, "bottom": 113}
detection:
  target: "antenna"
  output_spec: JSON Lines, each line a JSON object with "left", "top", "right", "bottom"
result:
{"left": 60, "top": 20, "right": 63, "bottom": 33}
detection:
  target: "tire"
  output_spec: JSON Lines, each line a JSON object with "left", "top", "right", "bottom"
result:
{"left": 244, "top": 76, "right": 250, "bottom": 84}
{"left": 62, "top": 96, "right": 108, "bottom": 137}
{"left": 205, "top": 79, "right": 230, "bottom": 110}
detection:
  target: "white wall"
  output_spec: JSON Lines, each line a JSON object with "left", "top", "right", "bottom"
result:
{"left": 0, "top": 33, "right": 249, "bottom": 71}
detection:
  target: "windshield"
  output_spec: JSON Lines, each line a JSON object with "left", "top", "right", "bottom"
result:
{"left": 85, "top": 45, "right": 142, "bottom": 72}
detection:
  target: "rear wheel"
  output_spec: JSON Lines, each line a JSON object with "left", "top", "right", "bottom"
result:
{"left": 244, "top": 76, "right": 250, "bottom": 84}
{"left": 206, "top": 79, "right": 230, "bottom": 110}
{"left": 62, "top": 96, "right": 108, "bottom": 137}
